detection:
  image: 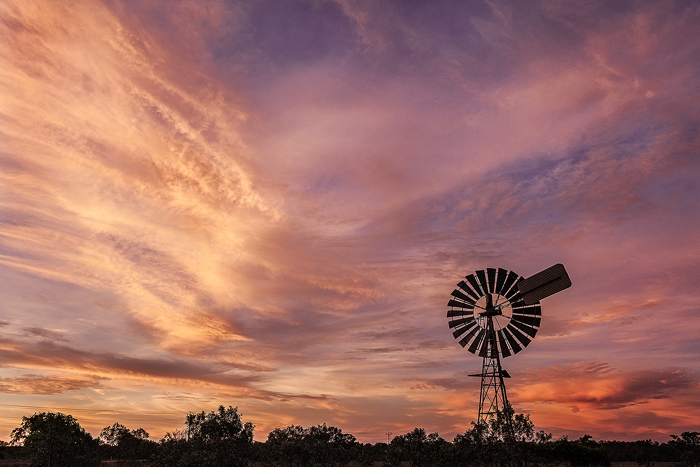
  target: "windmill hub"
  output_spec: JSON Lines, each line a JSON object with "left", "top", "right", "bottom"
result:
{"left": 477, "top": 294, "right": 510, "bottom": 323}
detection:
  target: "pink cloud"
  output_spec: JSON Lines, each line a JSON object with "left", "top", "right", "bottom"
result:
{"left": 1, "top": 0, "right": 699, "bottom": 444}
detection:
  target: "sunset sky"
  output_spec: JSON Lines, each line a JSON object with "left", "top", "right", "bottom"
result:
{"left": 1, "top": 0, "right": 700, "bottom": 443}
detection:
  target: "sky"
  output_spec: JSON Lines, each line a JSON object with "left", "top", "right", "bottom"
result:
{"left": 1, "top": 0, "right": 700, "bottom": 444}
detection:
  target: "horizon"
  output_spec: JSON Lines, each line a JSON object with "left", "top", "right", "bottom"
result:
{"left": 1, "top": 0, "right": 699, "bottom": 445}
{"left": 3, "top": 407, "right": 696, "bottom": 445}
{"left": 1, "top": 405, "right": 694, "bottom": 445}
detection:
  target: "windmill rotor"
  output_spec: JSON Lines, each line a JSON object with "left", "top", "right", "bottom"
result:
{"left": 447, "top": 268, "right": 541, "bottom": 359}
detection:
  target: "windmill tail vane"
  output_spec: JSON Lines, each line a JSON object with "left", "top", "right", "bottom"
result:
{"left": 447, "top": 264, "right": 571, "bottom": 427}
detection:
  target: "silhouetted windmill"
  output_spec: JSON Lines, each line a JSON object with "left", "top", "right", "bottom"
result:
{"left": 446, "top": 264, "right": 571, "bottom": 426}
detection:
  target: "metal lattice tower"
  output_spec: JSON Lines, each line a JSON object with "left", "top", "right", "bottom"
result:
{"left": 476, "top": 313, "right": 511, "bottom": 426}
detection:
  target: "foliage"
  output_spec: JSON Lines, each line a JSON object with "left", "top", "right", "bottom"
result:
{"left": 670, "top": 432, "right": 700, "bottom": 467}
{"left": 542, "top": 435, "right": 610, "bottom": 467}
{"left": 185, "top": 405, "right": 255, "bottom": 444}
{"left": 262, "top": 423, "right": 358, "bottom": 467}
{"left": 264, "top": 424, "right": 307, "bottom": 467}
{"left": 6, "top": 407, "right": 700, "bottom": 467}
{"left": 446, "top": 411, "right": 611, "bottom": 467}
{"left": 99, "top": 422, "right": 156, "bottom": 466}
{"left": 10, "top": 412, "right": 99, "bottom": 467}
{"left": 152, "top": 405, "right": 255, "bottom": 467}
{"left": 447, "top": 406, "right": 539, "bottom": 467}
{"left": 385, "top": 428, "right": 447, "bottom": 467}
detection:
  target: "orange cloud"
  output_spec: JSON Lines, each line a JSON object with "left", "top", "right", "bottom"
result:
{"left": 1, "top": 0, "right": 700, "bottom": 445}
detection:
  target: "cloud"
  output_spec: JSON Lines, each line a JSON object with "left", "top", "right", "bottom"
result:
{"left": 0, "top": 374, "right": 106, "bottom": 395}
{"left": 0, "top": 0, "right": 281, "bottom": 353}
{"left": 514, "top": 364, "right": 696, "bottom": 410}
{"left": 21, "top": 327, "right": 69, "bottom": 342}
{"left": 539, "top": 297, "right": 664, "bottom": 337}
{"left": 1, "top": 0, "right": 700, "bottom": 444}
{"left": 0, "top": 337, "right": 262, "bottom": 388}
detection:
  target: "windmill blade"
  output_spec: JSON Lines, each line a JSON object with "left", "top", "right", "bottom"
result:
{"left": 465, "top": 274, "right": 483, "bottom": 297}
{"left": 451, "top": 289, "right": 476, "bottom": 305}
{"left": 500, "top": 270, "right": 520, "bottom": 297}
{"left": 502, "top": 327, "right": 522, "bottom": 354}
{"left": 447, "top": 299, "right": 474, "bottom": 310}
{"left": 512, "top": 299, "right": 541, "bottom": 311}
{"left": 517, "top": 263, "right": 572, "bottom": 305}
{"left": 448, "top": 316, "right": 475, "bottom": 329}
{"left": 475, "top": 270, "right": 489, "bottom": 294}
{"left": 505, "top": 280, "right": 522, "bottom": 300}
{"left": 468, "top": 329, "right": 486, "bottom": 354}
{"left": 487, "top": 268, "right": 496, "bottom": 293}
{"left": 509, "top": 318, "right": 538, "bottom": 338}
{"left": 457, "top": 280, "right": 480, "bottom": 300}
{"left": 495, "top": 268, "right": 508, "bottom": 295}
{"left": 506, "top": 324, "right": 532, "bottom": 347}
{"left": 448, "top": 308, "right": 470, "bottom": 318}
{"left": 512, "top": 304, "right": 542, "bottom": 316}
{"left": 459, "top": 326, "right": 481, "bottom": 348}
{"left": 495, "top": 299, "right": 513, "bottom": 312}
{"left": 511, "top": 314, "right": 541, "bottom": 328}
{"left": 452, "top": 320, "right": 477, "bottom": 338}
{"left": 497, "top": 330, "right": 512, "bottom": 358}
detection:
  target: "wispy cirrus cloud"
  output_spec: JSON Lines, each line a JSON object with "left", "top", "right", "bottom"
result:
{"left": 0, "top": 374, "right": 107, "bottom": 395}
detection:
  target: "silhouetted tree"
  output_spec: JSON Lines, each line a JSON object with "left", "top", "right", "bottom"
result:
{"left": 355, "top": 442, "right": 381, "bottom": 467}
{"left": 265, "top": 425, "right": 307, "bottom": 467}
{"left": 12, "top": 407, "right": 690, "bottom": 467}
{"left": 386, "top": 428, "right": 447, "bottom": 467}
{"left": 305, "top": 424, "right": 357, "bottom": 466}
{"left": 152, "top": 405, "right": 254, "bottom": 467}
{"left": 671, "top": 432, "right": 700, "bottom": 467}
{"left": 10, "top": 412, "right": 99, "bottom": 467}
{"left": 545, "top": 435, "right": 610, "bottom": 467}
{"left": 600, "top": 439, "right": 675, "bottom": 463}
{"left": 446, "top": 407, "right": 564, "bottom": 467}
{"left": 263, "top": 424, "right": 359, "bottom": 467}
{"left": 100, "top": 422, "right": 155, "bottom": 466}
{"left": 451, "top": 421, "right": 493, "bottom": 467}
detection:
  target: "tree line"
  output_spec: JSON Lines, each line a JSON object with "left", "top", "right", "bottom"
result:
{"left": 1, "top": 405, "right": 698, "bottom": 467}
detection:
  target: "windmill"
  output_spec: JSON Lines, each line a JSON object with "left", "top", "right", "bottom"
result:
{"left": 446, "top": 264, "right": 571, "bottom": 426}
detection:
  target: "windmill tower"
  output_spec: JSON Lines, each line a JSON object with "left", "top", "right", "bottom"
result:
{"left": 446, "top": 264, "right": 571, "bottom": 425}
